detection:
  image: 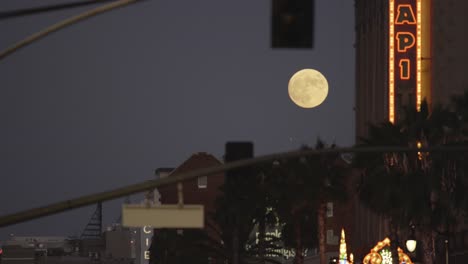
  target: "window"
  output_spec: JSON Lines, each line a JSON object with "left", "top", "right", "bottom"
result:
{"left": 197, "top": 176, "right": 207, "bottom": 188}
{"left": 326, "top": 230, "right": 333, "bottom": 242}
{"left": 326, "top": 202, "right": 333, "bottom": 217}
{"left": 326, "top": 229, "right": 338, "bottom": 245}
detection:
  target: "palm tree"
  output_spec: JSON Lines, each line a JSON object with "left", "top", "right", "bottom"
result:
{"left": 272, "top": 154, "right": 318, "bottom": 264}
{"left": 312, "top": 141, "right": 348, "bottom": 264}
{"left": 213, "top": 178, "right": 257, "bottom": 264}
{"left": 148, "top": 163, "right": 284, "bottom": 264}
{"left": 354, "top": 98, "right": 468, "bottom": 264}
{"left": 249, "top": 164, "right": 287, "bottom": 264}
{"left": 450, "top": 89, "right": 468, "bottom": 138}
{"left": 270, "top": 140, "right": 348, "bottom": 264}
{"left": 212, "top": 162, "right": 288, "bottom": 264}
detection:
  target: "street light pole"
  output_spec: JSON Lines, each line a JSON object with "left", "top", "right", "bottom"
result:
{"left": 445, "top": 239, "right": 449, "bottom": 264}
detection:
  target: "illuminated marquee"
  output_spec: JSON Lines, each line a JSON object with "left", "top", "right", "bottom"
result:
{"left": 363, "top": 237, "right": 413, "bottom": 264}
{"left": 389, "top": 0, "right": 422, "bottom": 123}
{"left": 251, "top": 229, "right": 308, "bottom": 259}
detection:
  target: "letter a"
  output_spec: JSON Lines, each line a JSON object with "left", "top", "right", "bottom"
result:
{"left": 396, "top": 5, "right": 416, "bottom": 25}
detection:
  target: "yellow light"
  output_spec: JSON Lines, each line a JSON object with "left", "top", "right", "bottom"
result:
{"left": 417, "top": 141, "right": 423, "bottom": 160}
{"left": 389, "top": 0, "right": 395, "bottom": 123}
{"left": 406, "top": 239, "right": 417, "bottom": 253}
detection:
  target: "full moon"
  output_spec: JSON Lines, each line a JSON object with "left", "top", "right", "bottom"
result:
{"left": 288, "top": 69, "right": 329, "bottom": 108}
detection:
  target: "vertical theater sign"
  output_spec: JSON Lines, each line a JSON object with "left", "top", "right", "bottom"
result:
{"left": 389, "top": 0, "right": 422, "bottom": 123}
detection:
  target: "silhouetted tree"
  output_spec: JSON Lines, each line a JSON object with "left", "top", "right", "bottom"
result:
{"left": 271, "top": 140, "right": 348, "bottom": 264}
{"left": 354, "top": 98, "right": 468, "bottom": 264}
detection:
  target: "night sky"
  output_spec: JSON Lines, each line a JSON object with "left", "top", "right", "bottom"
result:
{"left": 0, "top": 0, "right": 354, "bottom": 241}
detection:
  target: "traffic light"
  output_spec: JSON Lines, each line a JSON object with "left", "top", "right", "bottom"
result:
{"left": 271, "top": 0, "right": 314, "bottom": 49}
{"left": 225, "top": 142, "right": 253, "bottom": 163}
{"left": 224, "top": 142, "right": 254, "bottom": 182}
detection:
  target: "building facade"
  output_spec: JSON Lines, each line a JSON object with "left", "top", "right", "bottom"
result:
{"left": 356, "top": 0, "right": 468, "bottom": 141}
{"left": 354, "top": 0, "right": 468, "bottom": 261}
{"left": 135, "top": 153, "right": 224, "bottom": 264}
{"left": 157, "top": 152, "right": 224, "bottom": 217}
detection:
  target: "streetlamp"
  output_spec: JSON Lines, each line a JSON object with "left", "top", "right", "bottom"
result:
{"left": 406, "top": 225, "right": 417, "bottom": 253}
{"left": 444, "top": 239, "right": 449, "bottom": 264}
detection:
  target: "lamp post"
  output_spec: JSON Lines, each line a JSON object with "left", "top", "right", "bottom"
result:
{"left": 445, "top": 239, "right": 449, "bottom": 264}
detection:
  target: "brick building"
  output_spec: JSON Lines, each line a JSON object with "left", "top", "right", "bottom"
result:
{"left": 157, "top": 152, "right": 224, "bottom": 235}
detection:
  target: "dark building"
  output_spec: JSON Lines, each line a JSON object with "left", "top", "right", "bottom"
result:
{"left": 354, "top": 0, "right": 468, "bottom": 261}
{"left": 355, "top": 0, "right": 468, "bottom": 140}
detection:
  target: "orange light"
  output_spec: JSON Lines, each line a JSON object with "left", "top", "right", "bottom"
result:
{"left": 390, "top": 0, "right": 422, "bottom": 121}
{"left": 399, "top": 59, "right": 411, "bottom": 79}
{"left": 396, "top": 32, "right": 416, "bottom": 52}
{"left": 417, "top": 141, "right": 423, "bottom": 160}
{"left": 395, "top": 4, "right": 417, "bottom": 25}
{"left": 389, "top": 0, "right": 395, "bottom": 123}
{"left": 416, "top": 0, "right": 422, "bottom": 111}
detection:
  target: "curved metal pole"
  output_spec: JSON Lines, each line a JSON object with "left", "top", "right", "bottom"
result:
{"left": 0, "top": 145, "right": 466, "bottom": 228}
{"left": 0, "top": 0, "right": 143, "bottom": 61}
{"left": 0, "top": 1, "right": 115, "bottom": 20}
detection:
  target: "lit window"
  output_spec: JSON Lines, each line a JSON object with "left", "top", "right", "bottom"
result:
{"left": 198, "top": 176, "right": 207, "bottom": 188}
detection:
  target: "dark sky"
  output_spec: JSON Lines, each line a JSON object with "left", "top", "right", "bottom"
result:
{"left": 0, "top": 0, "right": 354, "bottom": 241}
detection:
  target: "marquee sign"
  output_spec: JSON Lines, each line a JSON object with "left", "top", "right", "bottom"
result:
{"left": 389, "top": 0, "right": 422, "bottom": 123}
{"left": 363, "top": 237, "right": 413, "bottom": 264}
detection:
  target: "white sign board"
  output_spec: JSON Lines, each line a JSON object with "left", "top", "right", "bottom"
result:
{"left": 122, "top": 204, "right": 204, "bottom": 228}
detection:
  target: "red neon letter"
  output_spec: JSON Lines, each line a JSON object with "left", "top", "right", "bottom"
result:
{"left": 399, "top": 59, "right": 410, "bottom": 80}
{"left": 396, "top": 32, "right": 415, "bottom": 52}
{"left": 396, "top": 4, "right": 416, "bottom": 25}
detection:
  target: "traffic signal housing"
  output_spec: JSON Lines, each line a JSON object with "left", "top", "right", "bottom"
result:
{"left": 271, "top": 0, "right": 314, "bottom": 49}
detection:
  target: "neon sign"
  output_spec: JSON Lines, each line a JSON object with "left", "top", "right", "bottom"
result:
{"left": 389, "top": 0, "right": 422, "bottom": 123}
{"left": 363, "top": 237, "right": 413, "bottom": 264}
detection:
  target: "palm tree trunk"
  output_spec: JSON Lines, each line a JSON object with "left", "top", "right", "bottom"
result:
{"left": 318, "top": 202, "right": 327, "bottom": 264}
{"left": 258, "top": 213, "right": 266, "bottom": 264}
{"left": 420, "top": 228, "right": 435, "bottom": 264}
{"left": 294, "top": 218, "right": 304, "bottom": 264}
{"left": 389, "top": 222, "right": 399, "bottom": 264}
{"left": 232, "top": 225, "right": 239, "bottom": 264}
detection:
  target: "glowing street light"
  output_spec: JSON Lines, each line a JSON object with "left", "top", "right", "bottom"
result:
{"left": 406, "top": 225, "right": 417, "bottom": 253}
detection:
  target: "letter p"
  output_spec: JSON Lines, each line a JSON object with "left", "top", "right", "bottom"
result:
{"left": 396, "top": 32, "right": 415, "bottom": 52}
